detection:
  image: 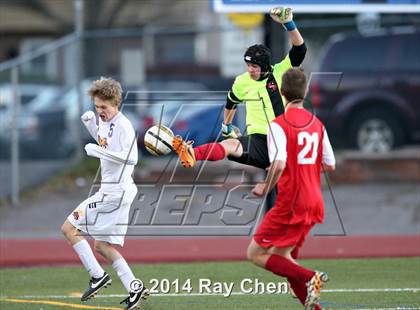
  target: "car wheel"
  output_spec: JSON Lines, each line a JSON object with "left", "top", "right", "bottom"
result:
{"left": 349, "top": 109, "right": 405, "bottom": 153}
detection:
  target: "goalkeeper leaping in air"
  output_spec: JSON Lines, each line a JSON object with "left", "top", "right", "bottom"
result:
{"left": 173, "top": 7, "right": 306, "bottom": 171}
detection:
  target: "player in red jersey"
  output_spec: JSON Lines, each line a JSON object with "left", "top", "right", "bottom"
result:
{"left": 247, "top": 68, "right": 336, "bottom": 309}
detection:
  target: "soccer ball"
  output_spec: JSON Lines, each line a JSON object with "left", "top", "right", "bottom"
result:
{"left": 143, "top": 124, "right": 174, "bottom": 156}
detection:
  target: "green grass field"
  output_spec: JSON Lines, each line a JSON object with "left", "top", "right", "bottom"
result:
{"left": 1, "top": 257, "right": 419, "bottom": 309}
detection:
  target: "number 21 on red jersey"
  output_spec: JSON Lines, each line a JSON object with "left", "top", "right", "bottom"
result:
{"left": 297, "top": 131, "right": 319, "bottom": 165}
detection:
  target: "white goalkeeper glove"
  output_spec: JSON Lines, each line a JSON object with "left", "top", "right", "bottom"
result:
{"left": 270, "top": 7, "right": 293, "bottom": 23}
{"left": 222, "top": 123, "right": 242, "bottom": 139}
{"left": 81, "top": 111, "right": 96, "bottom": 123}
{"left": 270, "top": 7, "right": 296, "bottom": 31}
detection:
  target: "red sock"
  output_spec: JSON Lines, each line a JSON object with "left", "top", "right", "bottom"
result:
{"left": 193, "top": 143, "right": 226, "bottom": 161}
{"left": 289, "top": 278, "right": 307, "bottom": 305}
{"left": 265, "top": 254, "right": 315, "bottom": 283}
{"left": 289, "top": 279, "right": 322, "bottom": 309}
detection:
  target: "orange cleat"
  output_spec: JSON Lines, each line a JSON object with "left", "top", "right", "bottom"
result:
{"left": 172, "top": 135, "right": 196, "bottom": 168}
{"left": 305, "top": 271, "right": 328, "bottom": 310}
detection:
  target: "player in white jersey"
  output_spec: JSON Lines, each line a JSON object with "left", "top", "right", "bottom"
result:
{"left": 61, "top": 77, "right": 148, "bottom": 310}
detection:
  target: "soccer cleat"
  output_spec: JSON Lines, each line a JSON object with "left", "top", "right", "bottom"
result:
{"left": 120, "top": 287, "right": 150, "bottom": 310}
{"left": 80, "top": 272, "right": 112, "bottom": 301}
{"left": 305, "top": 271, "right": 328, "bottom": 310}
{"left": 172, "top": 135, "right": 196, "bottom": 168}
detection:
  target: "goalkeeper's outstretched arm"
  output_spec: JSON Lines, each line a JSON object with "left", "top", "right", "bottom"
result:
{"left": 224, "top": 107, "right": 236, "bottom": 126}
{"left": 288, "top": 28, "right": 304, "bottom": 47}
{"left": 270, "top": 7, "right": 303, "bottom": 45}
{"left": 270, "top": 7, "right": 306, "bottom": 66}
{"left": 221, "top": 90, "right": 242, "bottom": 139}
{"left": 224, "top": 90, "right": 241, "bottom": 124}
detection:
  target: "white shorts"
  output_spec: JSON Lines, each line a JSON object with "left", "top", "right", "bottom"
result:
{"left": 67, "top": 185, "right": 137, "bottom": 246}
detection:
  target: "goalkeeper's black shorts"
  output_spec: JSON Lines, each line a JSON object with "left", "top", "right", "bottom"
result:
{"left": 227, "top": 134, "right": 269, "bottom": 169}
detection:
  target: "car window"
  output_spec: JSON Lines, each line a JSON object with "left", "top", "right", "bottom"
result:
{"left": 59, "top": 81, "right": 93, "bottom": 118}
{"left": 176, "top": 102, "right": 224, "bottom": 119}
{"left": 27, "top": 88, "right": 61, "bottom": 112}
{"left": 0, "top": 84, "right": 52, "bottom": 109}
{"left": 146, "top": 99, "right": 224, "bottom": 126}
{"left": 154, "top": 35, "right": 194, "bottom": 63}
{"left": 21, "top": 94, "right": 37, "bottom": 106}
{"left": 147, "top": 101, "right": 183, "bottom": 125}
{"left": 324, "top": 36, "right": 390, "bottom": 72}
{"left": 391, "top": 33, "right": 420, "bottom": 71}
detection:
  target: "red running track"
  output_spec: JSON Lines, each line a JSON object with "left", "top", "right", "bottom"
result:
{"left": 1, "top": 235, "right": 419, "bottom": 267}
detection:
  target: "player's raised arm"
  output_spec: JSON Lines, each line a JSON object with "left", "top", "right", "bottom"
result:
{"left": 81, "top": 111, "right": 99, "bottom": 142}
{"left": 270, "top": 7, "right": 306, "bottom": 66}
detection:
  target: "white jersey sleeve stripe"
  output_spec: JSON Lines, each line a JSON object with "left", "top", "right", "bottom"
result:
{"left": 322, "top": 129, "right": 335, "bottom": 166}
{"left": 268, "top": 122, "right": 287, "bottom": 163}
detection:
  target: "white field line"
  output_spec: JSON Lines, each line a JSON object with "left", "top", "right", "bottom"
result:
{"left": 352, "top": 308, "right": 420, "bottom": 310}
{"left": 1, "top": 287, "right": 419, "bottom": 299}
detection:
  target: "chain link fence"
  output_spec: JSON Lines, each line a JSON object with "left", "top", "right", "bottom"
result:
{"left": 1, "top": 12, "right": 419, "bottom": 205}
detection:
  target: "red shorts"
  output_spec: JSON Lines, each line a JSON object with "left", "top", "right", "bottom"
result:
{"left": 254, "top": 214, "right": 314, "bottom": 250}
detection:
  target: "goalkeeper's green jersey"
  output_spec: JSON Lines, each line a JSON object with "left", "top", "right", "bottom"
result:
{"left": 229, "top": 55, "right": 292, "bottom": 135}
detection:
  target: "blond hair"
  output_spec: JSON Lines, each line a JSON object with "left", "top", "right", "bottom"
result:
{"left": 88, "top": 77, "right": 122, "bottom": 108}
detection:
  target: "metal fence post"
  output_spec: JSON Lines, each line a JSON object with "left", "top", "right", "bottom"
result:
{"left": 74, "top": 0, "right": 85, "bottom": 161}
{"left": 11, "top": 67, "right": 20, "bottom": 207}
